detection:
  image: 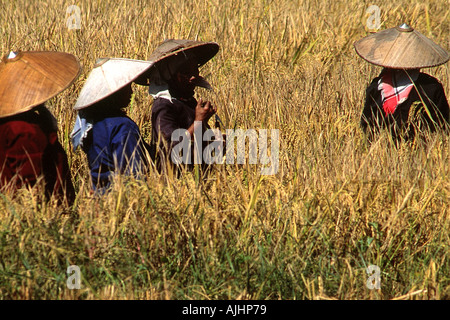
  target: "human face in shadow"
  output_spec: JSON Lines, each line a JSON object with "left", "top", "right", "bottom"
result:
{"left": 85, "top": 83, "right": 133, "bottom": 117}
{"left": 169, "top": 59, "right": 211, "bottom": 99}
{"left": 115, "top": 83, "right": 133, "bottom": 109}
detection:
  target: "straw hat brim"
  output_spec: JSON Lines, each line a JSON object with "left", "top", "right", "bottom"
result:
{"left": 134, "top": 39, "right": 219, "bottom": 85}
{"left": 0, "top": 51, "right": 81, "bottom": 118}
{"left": 354, "top": 26, "right": 450, "bottom": 69}
{"left": 73, "top": 58, "right": 153, "bottom": 110}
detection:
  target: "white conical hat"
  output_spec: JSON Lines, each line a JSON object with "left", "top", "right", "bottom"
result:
{"left": 354, "top": 23, "right": 449, "bottom": 69}
{"left": 74, "top": 58, "right": 153, "bottom": 110}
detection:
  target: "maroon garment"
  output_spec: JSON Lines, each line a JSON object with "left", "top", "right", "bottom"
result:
{"left": 0, "top": 106, "right": 75, "bottom": 204}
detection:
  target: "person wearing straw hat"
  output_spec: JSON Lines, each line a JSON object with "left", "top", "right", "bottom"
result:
{"left": 70, "top": 57, "right": 154, "bottom": 192}
{"left": 136, "top": 39, "right": 221, "bottom": 174}
{"left": 0, "top": 51, "right": 79, "bottom": 205}
{"left": 354, "top": 23, "right": 450, "bottom": 142}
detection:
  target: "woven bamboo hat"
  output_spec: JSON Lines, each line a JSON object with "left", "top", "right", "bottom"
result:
{"left": 134, "top": 39, "right": 219, "bottom": 85}
{"left": 73, "top": 58, "right": 153, "bottom": 110}
{"left": 354, "top": 23, "right": 450, "bottom": 69}
{"left": 0, "top": 51, "right": 81, "bottom": 118}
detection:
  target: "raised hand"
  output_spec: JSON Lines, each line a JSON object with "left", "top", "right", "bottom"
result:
{"left": 195, "top": 98, "right": 217, "bottom": 123}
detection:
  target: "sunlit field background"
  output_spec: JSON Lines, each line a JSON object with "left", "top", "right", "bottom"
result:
{"left": 0, "top": 0, "right": 449, "bottom": 300}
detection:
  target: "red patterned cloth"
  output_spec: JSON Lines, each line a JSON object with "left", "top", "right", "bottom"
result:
{"left": 378, "top": 69, "right": 419, "bottom": 116}
{"left": 0, "top": 105, "right": 75, "bottom": 204}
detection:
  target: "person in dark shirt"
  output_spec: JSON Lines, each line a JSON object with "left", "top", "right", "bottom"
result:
{"left": 360, "top": 69, "right": 449, "bottom": 141}
{"left": 71, "top": 58, "right": 153, "bottom": 192}
{"left": 0, "top": 51, "right": 80, "bottom": 205}
{"left": 137, "top": 39, "right": 221, "bottom": 174}
{"left": 354, "top": 23, "right": 449, "bottom": 142}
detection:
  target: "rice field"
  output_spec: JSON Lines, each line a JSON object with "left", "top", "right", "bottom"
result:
{"left": 0, "top": 0, "right": 449, "bottom": 300}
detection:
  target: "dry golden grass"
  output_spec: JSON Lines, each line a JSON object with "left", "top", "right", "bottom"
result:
{"left": 0, "top": 0, "right": 449, "bottom": 300}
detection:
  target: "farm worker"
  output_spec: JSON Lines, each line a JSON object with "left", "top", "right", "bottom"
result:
{"left": 70, "top": 58, "right": 154, "bottom": 192}
{"left": 354, "top": 23, "right": 449, "bottom": 142}
{"left": 135, "top": 39, "right": 221, "bottom": 175}
{"left": 0, "top": 51, "right": 79, "bottom": 205}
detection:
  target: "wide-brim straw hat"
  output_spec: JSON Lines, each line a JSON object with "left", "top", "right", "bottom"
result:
{"left": 134, "top": 39, "right": 219, "bottom": 85}
{"left": 354, "top": 23, "right": 450, "bottom": 69}
{"left": 0, "top": 51, "right": 81, "bottom": 118}
{"left": 73, "top": 58, "right": 153, "bottom": 110}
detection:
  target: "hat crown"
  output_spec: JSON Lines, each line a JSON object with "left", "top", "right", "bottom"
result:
{"left": 397, "top": 23, "right": 413, "bottom": 32}
{"left": 7, "top": 51, "right": 18, "bottom": 59}
{"left": 1, "top": 51, "right": 22, "bottom": 64}
{"left": 94, "top": 58, "right": 110, "bottom": 68}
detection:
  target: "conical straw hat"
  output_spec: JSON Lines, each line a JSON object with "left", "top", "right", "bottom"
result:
{"left": 135, "top": 39, "right": 219, "bottom": 85}
{"left": 0, "top": 51, "right": 81, "bottom": 118}
{"left": 73, "top": 58, "right": 153, "bottom": 110}
{"left": 354, "top": 23, "right": 449, "bottom": 69}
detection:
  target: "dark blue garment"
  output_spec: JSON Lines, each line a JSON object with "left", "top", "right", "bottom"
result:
{"left": 82, "top": 115, "right": 150, "bottom": 191}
